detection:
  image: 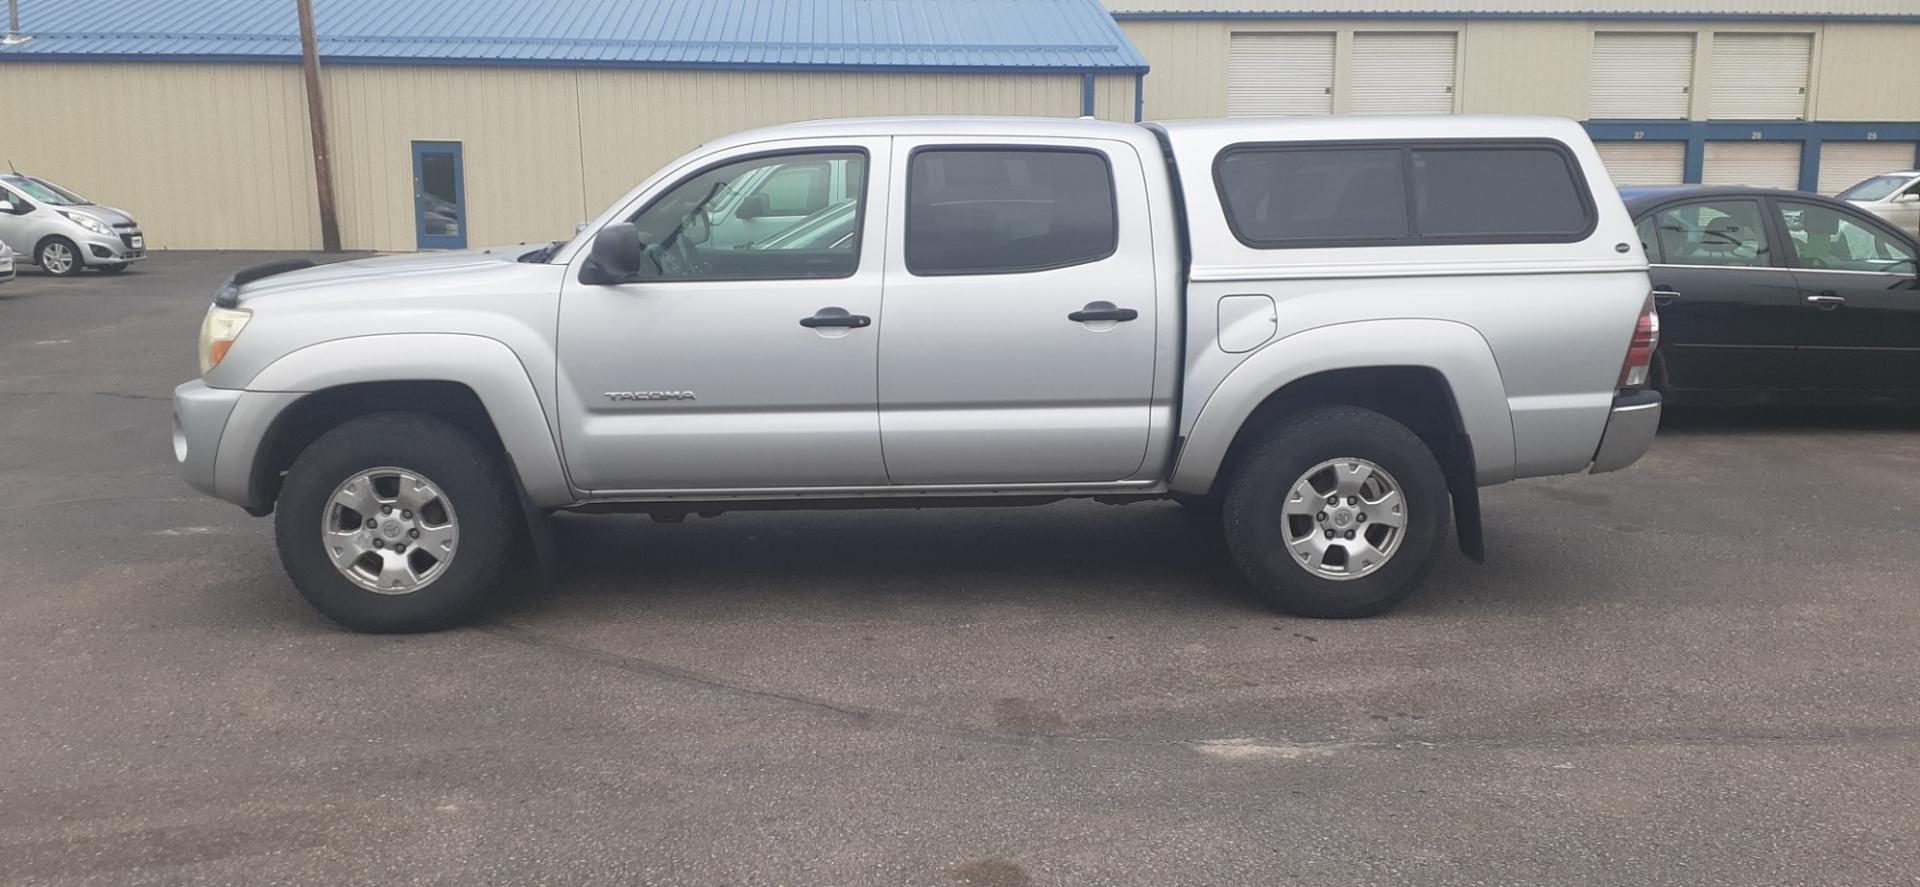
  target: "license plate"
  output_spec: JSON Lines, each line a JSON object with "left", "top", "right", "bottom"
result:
{"left": 130, "top": 235, "right": 144, "bottom": 249}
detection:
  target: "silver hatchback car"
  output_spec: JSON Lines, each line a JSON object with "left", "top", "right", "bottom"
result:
{"left": 0, "top": 174, "right": 146, "bottom": 275}
{"left": 1839, "top": 170, "right": 1920, "bottom": 238}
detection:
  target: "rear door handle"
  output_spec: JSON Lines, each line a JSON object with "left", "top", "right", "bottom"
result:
{"left": 1652, "top": 287, "right": 1680, "bottom": 306}
{"left": 1806, "top": 292, "right": 1846, "bottom": 309}
{"left": 799, "top": 310, "right": 871, "bottom": 329}
{"left": 1068, "top": 307, "right": 1139, "bottom": 323}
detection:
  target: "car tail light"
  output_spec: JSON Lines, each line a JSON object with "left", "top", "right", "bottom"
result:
{"left": 1617, "top": 295, "right": 1660, "bottom": 390}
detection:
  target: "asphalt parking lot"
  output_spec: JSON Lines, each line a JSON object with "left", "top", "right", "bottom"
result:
{"left": 3, "top": 252, "right": 1918, "bottom": 886}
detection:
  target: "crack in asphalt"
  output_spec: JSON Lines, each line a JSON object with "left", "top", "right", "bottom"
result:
{"left": 0, "top": 390, "right": 168, "bottom": 401}
{"left": 475, "top": 620, "right": 1920, "bottom": 755}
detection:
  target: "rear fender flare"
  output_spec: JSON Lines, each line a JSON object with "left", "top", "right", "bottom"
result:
{"left": 1171, "top": 318, "right": 1515, "bottom": 494}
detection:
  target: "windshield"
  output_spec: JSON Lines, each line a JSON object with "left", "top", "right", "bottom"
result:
{"left": 1838, "top": 175, "right": 1915, "bottom": 202}
{"left": 2, "top": 176, "right": 89, "bottom": 206}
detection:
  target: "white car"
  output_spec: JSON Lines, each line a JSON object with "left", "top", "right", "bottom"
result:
{"left": 1839, "top": 171, "right": 1920, "bottom": 238}
{"left": 0, "top": 240, "right": 15, "bottom": 283}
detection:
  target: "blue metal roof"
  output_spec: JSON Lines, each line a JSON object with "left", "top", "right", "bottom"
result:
{"left": 0, "top": 0, "right": 1148, "bottom": 72}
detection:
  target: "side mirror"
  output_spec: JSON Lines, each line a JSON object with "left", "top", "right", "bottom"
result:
{"left": 578, "top": 223, "right": 646, "bottom": 285}
{"left": 735, "top": 193, "right": 771, "bottom": 221}
{"left": 1897, "top": 191, "right": 1920, "bottom": 203}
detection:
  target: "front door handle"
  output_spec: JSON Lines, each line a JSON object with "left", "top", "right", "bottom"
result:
{"left": 1806, "top": 292, "right": 1847, "bottom": 309}
{"left": 799, "top": 310, "right": 871, "bottom": 329}
{"left": 1068, "top": 306, "right": 1139, "bottom": 323}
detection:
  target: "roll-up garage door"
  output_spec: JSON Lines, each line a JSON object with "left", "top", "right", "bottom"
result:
{"left": 1709, "top": 33, "right": 1811, "bottom": 120}
{"left": 1702, "top": 141, "right": 1803, "bottom": 189}
{"left": 1227, "top": 33, "right": 1335, "bottom": 117}
{"left": 1596, "top": 142, "right": 1688, "bottom": 187}
{"left": 1817, "top": 142, "right": 1919, "bottom": 195}
{"left": 1351, "top": 32, "right": 1456, "bottom": 115}
{"left": 1590, "top": 33, "right": 1694, "bottom": 119}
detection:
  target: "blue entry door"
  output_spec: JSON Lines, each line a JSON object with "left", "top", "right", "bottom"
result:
{"left": 411, "top": 141, "right": 467, "bottom": 249}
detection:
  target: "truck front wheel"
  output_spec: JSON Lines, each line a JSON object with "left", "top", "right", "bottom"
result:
{"left": 1222, "top": 406, "right": 1449, "bottom": 619}
{"left": 273, "top": 413, "right": 521, "bottom": 632}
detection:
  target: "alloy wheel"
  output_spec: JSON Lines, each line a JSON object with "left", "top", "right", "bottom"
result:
{"left": 1280, "top": 457, "right": 1408, "bottom": 581}
{"left": 41, "top": 242, "right": 74, "bottom": 275}
{"left": 321, "top": 467, "right": 459, "bottom": 594}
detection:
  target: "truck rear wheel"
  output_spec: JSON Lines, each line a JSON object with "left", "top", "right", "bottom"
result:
{"left": 273, "top": 413, "right": 520, "bottom": 633}
{"left": 1222, "top": 406, "right": 1449, "bottom": 618}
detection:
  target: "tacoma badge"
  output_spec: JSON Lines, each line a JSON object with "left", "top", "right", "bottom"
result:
{"left": 604, "top": 390, "right": 698, "bottom": 402}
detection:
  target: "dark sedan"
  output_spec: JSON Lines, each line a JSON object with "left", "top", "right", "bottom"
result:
{"left": 1622, "top": 187, "right": 1920, "bottom": 404}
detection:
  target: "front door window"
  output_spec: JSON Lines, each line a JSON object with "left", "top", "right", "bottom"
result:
{"left": 1651, "top": 199, "right": 1772, "bottom": 267}
{"left": 626, "top": 152, "right": 865, "bottom": 277}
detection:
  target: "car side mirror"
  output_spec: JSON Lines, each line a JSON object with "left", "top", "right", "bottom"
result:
{"left": 1897, "top": 191, "right": 1920, "bottom": 203}
{"left": 579, "top": 223, "right": 647, "bottom": 285}
{"left": 735, "top": 193, "right": 771, "bottom": 221}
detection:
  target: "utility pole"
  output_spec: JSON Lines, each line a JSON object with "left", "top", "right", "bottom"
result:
{"left": 296, "top": 0, "right": 341, "bottom": 251}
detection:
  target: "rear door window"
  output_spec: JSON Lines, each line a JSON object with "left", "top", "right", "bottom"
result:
{"left": 1214, "top": 140, "right": 1595, "bottom": 247}
{"left": 1776, "top": 201, "right": 1916, "bottom": 273}
{"left": 905, "top": 149, "right": 1117, "bottom": 275}
{"left": 1635, "top": 215, "right": 1661, "bottom": 262}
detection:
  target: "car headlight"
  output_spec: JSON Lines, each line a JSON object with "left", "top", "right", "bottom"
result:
{"left": 198, "top": 305, "right": 252, "bottom": 374}
{"left": 58, "top": 210, "right": 114, "bottom": 236}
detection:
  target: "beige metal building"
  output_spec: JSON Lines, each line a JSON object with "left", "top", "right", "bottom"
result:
{"left": 0, "top": 0, "right": 1145, "bottom": 252}
{"left": 5, "top": 0, "right": 1918, "bottom": 253}
{"left": 1109, "top": 1, "right": 1920, "bottom": 193}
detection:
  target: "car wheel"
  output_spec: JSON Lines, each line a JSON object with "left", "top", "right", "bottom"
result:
{"left": 274, "top": 413, "right": 521, "bottom": 633}
{"left": 95, "top": 262, "right": 129, "bottom": 274}
{"left": 1222, "top": 406, "right": 1449, "bottom": 619}
{"left": 37, "top": 237, "right": 82, "bottom": 276}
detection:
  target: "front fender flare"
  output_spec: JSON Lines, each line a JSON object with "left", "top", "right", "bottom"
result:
{"left": 229, "top": 333, "right": 573, "bottom": 507}
{"left": 1170, "top": 318, "right": 1515, "bottom": 495}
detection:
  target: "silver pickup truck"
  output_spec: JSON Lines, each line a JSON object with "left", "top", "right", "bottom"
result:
{"left": 173, "top": 115, "right": 1661, "bottom": 633}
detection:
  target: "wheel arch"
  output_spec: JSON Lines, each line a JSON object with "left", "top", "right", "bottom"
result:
{"left": 1171, "top": 319, "right": 1516, "bottom": 561}
{"left": 228, "top": 334, "right": 572, "bottom": 513}
{"left": 34, "top": 233, "right": 79, "bottom": 265}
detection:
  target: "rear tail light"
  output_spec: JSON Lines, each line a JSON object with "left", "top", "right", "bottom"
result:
{"left": 1617, "top": 294, "right": 1660, "bottom": 390}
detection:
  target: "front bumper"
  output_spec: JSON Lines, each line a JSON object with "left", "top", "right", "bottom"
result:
{"left": 77, "top": 229, "right": 147, "bottom": 264}
{"left": 173, "top": 380, "right": 302, "bottom": 510}
{"left": 1589, "top": 389, "right": 1662, "bottom": 474}
{"left": 173, "top": 380, "right": 243, "bottom": 499}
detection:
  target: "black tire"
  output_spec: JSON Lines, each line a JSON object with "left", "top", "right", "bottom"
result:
{"left": 1222, "top": 406, "right": 1449, "bottom": 619}
{"left": 274, "top": 413, "right": 521, "bottom": 632}
{"left": 94, "top": 262, "right": 129, "bottom": 274}
{"left": 37, "top": 237, "right": 83, "bottom": 277}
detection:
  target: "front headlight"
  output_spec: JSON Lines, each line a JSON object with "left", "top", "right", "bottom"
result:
{"left": 198, "top": 305, "right": 252, "bottom": 374}
{"left": 58, "top": 210, "right": 114, "bottom": 236}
